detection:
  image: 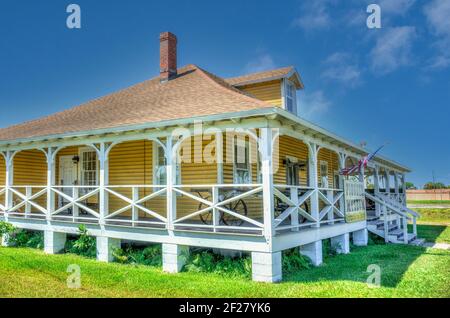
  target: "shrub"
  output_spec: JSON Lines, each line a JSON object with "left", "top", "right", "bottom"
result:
{"left": 112, "top": 244, "right": 162, "bottom": 267}
{"left": 65, "top": 225, "right": 96, "bottom": 258}
{"left": 282, "top": 248, "right": 312, "bottom": 274}
{"left": 184, "top": 250, "right": 251, "bottom": 278}
{"left": 0, "top": 222, "right": 44, "bottom": 249}
{"left": 0, "top": 221, "right": 15, "bottom": 236}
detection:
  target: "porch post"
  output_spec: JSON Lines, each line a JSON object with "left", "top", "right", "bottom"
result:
{"left": 260, "top": 128, "right": 274, "bottom": 240}
{"left": 385, "top": 169, "right": 390, "bottom": 196}
{"left": 166, "top": 136, "right": 176, "bottom": 231}
{"left": 338, "top": 153, "right": 346, "bottom": 221}
{"left": 401, "top": 173, "right": 407, "bottom": 207}
{"left": 4, "top": 151, "right": 14, "bottom": 221}
{"left": 46, "top": 148, "right": 56, "bottom": 221}
{"left": 374, "top": 166, "right": 381, "bottom": 217}
{"left": 98, "top": 142, "right": 109, "bottom": 225}
{"left": 307, "top": 142, "right": 319, "bottom": 227}
{"left": 215, "top": 132, "right": 224, "bottom": 184}
{"left": 394, "top": 171, "right": 399, "bottom": 203}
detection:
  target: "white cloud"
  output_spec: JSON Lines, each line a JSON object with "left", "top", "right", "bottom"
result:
{"left": 298, "top": 90, "right": 332, "bottom": 119}
{"left": 424, "top": 0, "right": 450, "bottom": 70}
{"left": 244, "top": 54, "right": 276, "bottom": 73}
{"left": 292, "top": 1, "right": 332, "bottom": 31}
{"left": 321, "top": 52, "right": 362, "bottom": 87}
{"left": 379, "top": 0, "right": 416, "bottom": 15}
{"left": 370, "top": 26, "right": 416, "bottom": 75}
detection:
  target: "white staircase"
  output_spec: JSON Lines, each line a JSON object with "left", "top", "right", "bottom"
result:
{"left": 365, "top": 192, "right": 424, "bottom": 245}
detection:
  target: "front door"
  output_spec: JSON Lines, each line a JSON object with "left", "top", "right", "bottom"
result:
{"left": 59, "top": 156, "right": 77, "bottom": 207}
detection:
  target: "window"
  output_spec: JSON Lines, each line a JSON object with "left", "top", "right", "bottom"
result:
{"left": 285, "top": 81, "right": 296, "bottom": 114}
{"left": 233, "top": 139, "right": 251, "bottom": 184}
{"left": 80, "top": 148, "right": 98, "bottom": 189}
{"left": 320, "top": 160, "right": 329, "bottom": 188}
{"left": 153, "top": 142, "right": 181, "bottom": 185}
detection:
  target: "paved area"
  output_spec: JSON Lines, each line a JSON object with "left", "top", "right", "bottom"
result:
{"left": 422, "top": 242, "right": 450, "bottom": 250}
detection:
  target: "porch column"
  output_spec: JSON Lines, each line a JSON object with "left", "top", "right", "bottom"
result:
{"left": 215, "top": 132, "right": 224, "bottom": 184}
{"left": 401, "top": 173, "right": 407, "bottom": 207}
{"left": 251, "top": 251, "right": 282, "bottom": 283}
{"left": 4, "top": 151, "right": 14, "bottom": 221}
{"left": 384, "top": 169, "right": 390, "bottom": 195}
{"left": 162, "top": 243, "right": 189, "bottom": 273}
{"left": 260, "top": 128, "right": 274, "bottom": 240}
{"left": 394, "top": 171, "right": 400, "bottom": 203}
{"left": 330, "top": 233, "right": 350, "bottom": 254}
{"left": 300, "top": 241, "right": 323, "bottom": 266}
{"left": 44, "top": 230, "right": 67, "bottom": 254}
{"left": 96, "top": 236, "right": 121, "bottom": 262}
{"left": 352, "top": 228, "right": 368, "bottom": 246}
{"left": 338, "top": 153, "right": 346, "bottom": 221}
{"left": 307, "top": 142, "right": 319, "bottom": 227}
{"left": 98, "top": 143, "right": 109, "bottom": 225}
{"left": 45, "top": 148, "right": 56, "bottom": 221}
{"left": 373, "top": 166, "right": 381, "bottom": 217}
{"left": 166, "top": 136, "right": 176, "bottom": 231}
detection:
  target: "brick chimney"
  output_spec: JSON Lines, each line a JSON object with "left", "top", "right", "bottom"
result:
{"left": 160, "top": 32, "right": 177, "bottom": 82}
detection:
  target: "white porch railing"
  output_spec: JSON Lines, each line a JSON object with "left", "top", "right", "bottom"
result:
{"left": 0, "top": 182, "right": 360, "bottom": 236}
{"left": 172, "top": 184, "right": 264, "bottom": 234}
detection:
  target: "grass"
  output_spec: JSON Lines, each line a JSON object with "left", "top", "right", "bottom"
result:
{"left": 0, "top": 243, "right": 449, "bottom": 298}
{"left": 413, "top": 208, "right": 450, "bottom": 225}
{"left": 0, "top": 207, "right": 448, "bottom": 298}
{"left": 407, "top": 200, "right": 450, "bottom": 205}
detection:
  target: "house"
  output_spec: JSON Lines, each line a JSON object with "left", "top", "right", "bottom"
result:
{"left": 0, "top": 32, "right": 419, "bottom": 282}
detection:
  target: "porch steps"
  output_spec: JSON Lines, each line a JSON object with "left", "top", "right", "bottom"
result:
{"left": 367, "top": 217, "right": 417, "bottom": 244}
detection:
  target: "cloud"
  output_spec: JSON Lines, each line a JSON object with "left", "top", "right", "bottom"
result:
{"left": 379, "top": 0, "right": 416, "bottom": 15}
{"left": 299, "top": 90, "right": 332, "bottom": 119}
{"left": 424, "top": 0, "right": 450, "bottom": 70}
{"left": 292, "top": 0, "right": 332, "bottom": 31}
{"left": 321, "top": 52, "right": 362, "bottom": 87}
{"left": 370, "top": 26, "right": 416, "bottom": 75}
{"left": 244, "top": 54, "right": 276, "bottom": 73}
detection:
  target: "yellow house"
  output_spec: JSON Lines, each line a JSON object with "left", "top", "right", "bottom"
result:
{"left": 0, "top": 32, "right": 419, "bottom": 282}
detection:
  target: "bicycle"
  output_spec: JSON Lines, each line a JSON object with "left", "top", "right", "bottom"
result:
{"left": 193, "top": 188, "right": 248, "bottom": 227}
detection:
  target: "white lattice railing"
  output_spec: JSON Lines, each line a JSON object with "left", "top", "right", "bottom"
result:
{"left": 172, "top": 184, "right": 264, "bottom": 233}
{"left": 318, "top": 187, "right": 345, "bottom": 223}
{"left": 0, "top": 187, "right": 6, "bottom": 211}
{"left": 273, "top": 185, "right": 317, "bottom": 231}
{"left": 8, "top": 186, "right": 47, "bottom": 218}
{"left": 104, "top": 185, "right": 167, "bottom": 227}
{"left": 51, "top": 186, "right": 100, "bottom": 222}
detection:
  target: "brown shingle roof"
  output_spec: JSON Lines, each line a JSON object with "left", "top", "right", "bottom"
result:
{"left": 225, "top": 66, "right": 295, "bottom": 86}
{"left": 0, "top": 65, "right": 272, "bottom": 141}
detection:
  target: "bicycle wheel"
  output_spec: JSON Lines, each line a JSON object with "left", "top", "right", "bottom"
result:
{"left": 199, "top": 201, "right": 213, "bottom": 225}
{"left": 298, "top": 201, "right": 309, "bottom": 223}
{"left": 221, "top": 199, "right": 247, "bottom": 227}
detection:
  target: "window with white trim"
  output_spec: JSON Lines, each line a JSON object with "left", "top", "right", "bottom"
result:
{"left": 233, "top": 138, "right": 251, "bottom": 184}
{"left": 285, "top": 81, "right": 297, "bottom": 114}
{"left": 80, "top": 148, "right": 98, "bottom": 186}
{"left": 153, "top": 142, "right": 181, "bottom": 185}
{"left": 320, "top": 160, "right": 329, "bottom": 188}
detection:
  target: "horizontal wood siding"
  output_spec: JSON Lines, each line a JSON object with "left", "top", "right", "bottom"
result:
{"left": 274, "top": 136, "right": 309, "bottom": 186}
{"left": 240, "top": 80, "right": 282, "bottom": 107}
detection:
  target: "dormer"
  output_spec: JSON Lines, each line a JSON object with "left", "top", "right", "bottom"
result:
{"left": 226, "top": 66, "right": 304, "bottom": 115}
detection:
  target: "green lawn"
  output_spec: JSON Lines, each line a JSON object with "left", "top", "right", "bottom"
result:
{"left": 414, "top": 208, "right": 450, "bottom": 225}
{"left": 0, "top": 243, "right": 449, "bottom": 298}
{"left": 407, "top": 200, "right": 450, "bottom": 205}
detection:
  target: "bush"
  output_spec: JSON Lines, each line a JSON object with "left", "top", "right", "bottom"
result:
{"left": 282, "top": 248, "right": 312, "bottom": 274}
{"left": 184, "top": 250, "right": 251, "bottom": 278}
{"left": 0, "top": 221, "right": 15, "bottom": 236}
{"left": 112, "top": 244, "right": 162, "bottom": 267}
{"left": 0, "top": 222, "right": 44, "bottom": 249}
{"left": 65, "top": 225, "right": 96, "bottom": 258}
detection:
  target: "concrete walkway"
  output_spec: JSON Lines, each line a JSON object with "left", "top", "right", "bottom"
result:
{"left": 422, "top": 242, "right": 450, "bottom": 250}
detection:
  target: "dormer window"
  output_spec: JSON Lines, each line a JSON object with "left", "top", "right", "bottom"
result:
{"left": 284, "top": 80, "right": 297, "bottom": 115}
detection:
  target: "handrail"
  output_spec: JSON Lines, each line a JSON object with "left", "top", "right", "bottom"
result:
{"left": 365, "top": 192, "right": 410, "bottom": 219}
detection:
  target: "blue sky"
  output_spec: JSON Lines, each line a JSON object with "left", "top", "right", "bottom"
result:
{"left": 0, "top": 0, "right": 449, "bottom": 187}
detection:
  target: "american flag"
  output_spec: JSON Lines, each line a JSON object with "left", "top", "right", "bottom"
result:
{"left": 340, "top": 145, "right": 385, "bottom": 176}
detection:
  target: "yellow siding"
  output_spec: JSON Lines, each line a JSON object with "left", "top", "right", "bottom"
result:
{"left": 14, "top": 150, "right": 47, "bottom": 185}
{"left": 0, "top": 156, "right": 5, "bottom": 186}
{"left": 274, "top": 136, "right": 309, "bottom": 186}
{"left": 239, "top": 80, "right": 282, "bottom": 107}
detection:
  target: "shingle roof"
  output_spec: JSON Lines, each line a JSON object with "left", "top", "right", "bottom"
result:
{"left": 0, "top": 65, "right": 272, "bottom": 141}
{"left": 225, "top": 66, "right": 295, "bottom": 86}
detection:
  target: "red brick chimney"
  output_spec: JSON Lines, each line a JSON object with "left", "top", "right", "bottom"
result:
{"left": 160, "top": 32, "right": 177, "bottom": 82}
